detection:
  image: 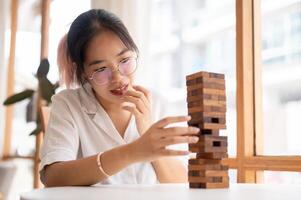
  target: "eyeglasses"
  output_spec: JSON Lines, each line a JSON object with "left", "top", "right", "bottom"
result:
{"left": 88, "top": 57, "right": 137, "bottom": 85}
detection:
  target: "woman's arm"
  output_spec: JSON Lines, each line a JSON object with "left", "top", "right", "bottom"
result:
{"left": 44, "top": 143, "right": 136, "bottom": 187}
{"left": 151, "top": 158, "right": 187, "bottom": 183}
{"left": 44, "top": 116, "right": 198, "bottom": 187}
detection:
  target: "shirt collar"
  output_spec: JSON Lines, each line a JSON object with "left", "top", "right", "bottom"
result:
{"left": 78, "top": 83, "right": 127, "bottom": 144}
{"left": 78, "top": 83, "right": 98, "bottom": 115}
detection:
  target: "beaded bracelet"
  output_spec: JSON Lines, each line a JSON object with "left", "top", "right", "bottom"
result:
{"left": 96, "top": 152, "right": 110, "bottom": 177}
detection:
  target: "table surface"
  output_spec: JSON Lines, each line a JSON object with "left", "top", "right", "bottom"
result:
{"left": 20, "top": 183, "right": 301, "bottom": 200}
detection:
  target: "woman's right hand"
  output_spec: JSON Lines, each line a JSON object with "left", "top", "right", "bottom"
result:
{"left": 129, "top": 115, "right": 200, "bottom": 162}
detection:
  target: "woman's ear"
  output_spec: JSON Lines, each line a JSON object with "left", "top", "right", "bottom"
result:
{"left": 82, "top": 73, "right": 88, "bottom": 82}
{"left": 80, "top": 64, "right": 88, "bottom": 80}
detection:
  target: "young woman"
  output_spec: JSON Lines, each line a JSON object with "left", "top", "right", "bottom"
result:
{"left": 40, "top": 9, "right": 200, "bottom": 187}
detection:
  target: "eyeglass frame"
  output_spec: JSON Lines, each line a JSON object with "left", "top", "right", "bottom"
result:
{"left": 88, "top": 56, "right": 138, "bottom": 86}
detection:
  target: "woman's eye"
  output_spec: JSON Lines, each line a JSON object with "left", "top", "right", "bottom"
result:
{"left": 120, "top": 58, "right": 130, "bottom": 64}
{"left": 95, "top": 67, "right": 107, "bottom": 72}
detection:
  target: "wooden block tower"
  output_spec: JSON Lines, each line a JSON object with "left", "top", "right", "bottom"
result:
{"left": 186, "top": 71, "right": 229, "bottom": 189}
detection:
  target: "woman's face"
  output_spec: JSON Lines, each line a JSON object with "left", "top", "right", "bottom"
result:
{"left": 83, "top": 31, "right": 137, "bottom": 107}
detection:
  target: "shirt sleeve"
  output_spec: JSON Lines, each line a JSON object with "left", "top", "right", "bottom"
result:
{"left": 39, "top": 93, "right": 79, "bottom": 184}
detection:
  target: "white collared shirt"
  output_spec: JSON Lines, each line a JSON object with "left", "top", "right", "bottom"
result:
{"left": 39, "top": 83, "right": 169, "bottom": 185}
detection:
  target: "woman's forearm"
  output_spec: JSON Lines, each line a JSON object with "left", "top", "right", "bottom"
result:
{"left": 44, "top": 143, "right": 136, "bottom": 187}
{"left": 151, "top": 157, "right": 188, "bottom": 183}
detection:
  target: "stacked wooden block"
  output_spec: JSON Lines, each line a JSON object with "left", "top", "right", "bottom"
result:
{"left": 186, "top": 71, "right": 229, "bottom": 189}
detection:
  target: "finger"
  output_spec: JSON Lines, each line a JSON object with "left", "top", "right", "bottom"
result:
{"left": 125, "top": 89, "right": 149, "bottom": 107}
{"left": 158, "top": 149, "right": 190, "bottom": 156}
{"left": 162, "top": 126, "right": 200, "bottom": 137}
{"left": 132, "top": 85, "right": 151, "bottom": 101}
{"left": 122, "top": 105, "right": 142, "bottom": 116}
{"left": 122, "top": 96, "right": 147, "bottom": 114}
{"left": 155, "top": 116, "right": 191, "bottom": 128}
{"left": 158, "top": 136, "right": 199, "bottom": 148}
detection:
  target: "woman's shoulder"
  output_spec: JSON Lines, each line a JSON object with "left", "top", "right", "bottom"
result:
{"left": 51, "top": 87, "right": 82, "bottom": 104}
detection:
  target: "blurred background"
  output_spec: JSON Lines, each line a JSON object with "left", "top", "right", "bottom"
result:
{"left": 0, "top": 0, "right": 301, "bottom": 199}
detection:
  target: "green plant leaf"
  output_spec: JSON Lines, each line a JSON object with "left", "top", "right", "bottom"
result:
{"left": 3, "top": 89, "right": 35, "bottom": 105}
{"left": 37, "top": 58, "right": 50, "bottom": 78}
{"left": 39, "top": 77, "right": 55, "bottom": 103}
{"left": 26, "top": 96, "right": 37, "bottom": 122}
{"left": 29, "top": 124, "right": 42, "bottom": 136}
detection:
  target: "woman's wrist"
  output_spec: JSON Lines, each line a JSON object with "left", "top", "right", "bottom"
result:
{"left": 100, "top": 142, "right": 140, "bottom": 176}
{"left": 125, "top": 142, "right": 141, "bottom": 163}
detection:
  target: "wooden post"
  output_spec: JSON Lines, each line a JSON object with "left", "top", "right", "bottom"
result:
{"left": 40, "top": 0, "right": 50, "bottom": 59}
{"left": 2, "top": 0, "right": 18, "bottom": 160}
{"left": 236, "top": 0, "right": 256, "bottom": 183}
{"left": 253, "top": 0, "right": 264, "bottom": 183}
{"left": 33, "top": 0, "right": 50, "bottom": 189}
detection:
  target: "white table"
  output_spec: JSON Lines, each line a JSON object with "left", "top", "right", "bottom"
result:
{"left": 20, "top": 183, "right": 301, "bottom": 200}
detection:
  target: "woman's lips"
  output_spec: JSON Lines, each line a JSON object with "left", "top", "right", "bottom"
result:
{"left": 110, "top": 84, "right": 129, "bottom": 96}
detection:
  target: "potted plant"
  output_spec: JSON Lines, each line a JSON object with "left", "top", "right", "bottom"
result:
{"left": 3, "top": 58, "right": 59, "bottom": 135}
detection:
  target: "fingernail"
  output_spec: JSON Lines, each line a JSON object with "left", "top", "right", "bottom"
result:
{"left": 186, "top": 116, "right": 191, "bottom": 120}
{"left": 192, "top": 137, "right": 199, "bottom": 142}
{"left": 192, "top": 127, "right": 200, "bottom": 132}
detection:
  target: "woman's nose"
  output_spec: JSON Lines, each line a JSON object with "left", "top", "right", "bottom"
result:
{"left": 110, "top": 68, "right": 123, "bottom": 83}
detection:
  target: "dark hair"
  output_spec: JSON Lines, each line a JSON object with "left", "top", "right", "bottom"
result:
{"left": 60, "top": 9, "right": 138, "bottom": 87}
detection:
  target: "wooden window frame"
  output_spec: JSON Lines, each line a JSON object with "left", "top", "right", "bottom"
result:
{"left": 222, "top": 0, "right": 301, "bottom": 183}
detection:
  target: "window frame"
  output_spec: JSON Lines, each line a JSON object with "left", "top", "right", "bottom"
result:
{"left": 222, "top": 0, "right": 301, "bottom": 183}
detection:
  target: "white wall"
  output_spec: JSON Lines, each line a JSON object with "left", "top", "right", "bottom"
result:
{"left": 0, "top": 0, "right": 10, "bottom": 157}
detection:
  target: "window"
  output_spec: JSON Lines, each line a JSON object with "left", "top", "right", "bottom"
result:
{"left": 261, "top": 0, "right": 301, "bottom": 156}
{"left": 147, "top": 0, "right": 237, "bottom": 158}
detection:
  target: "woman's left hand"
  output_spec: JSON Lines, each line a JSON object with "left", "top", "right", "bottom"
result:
{"left": 122, "top": 85, "right": 152, "bottom": 135}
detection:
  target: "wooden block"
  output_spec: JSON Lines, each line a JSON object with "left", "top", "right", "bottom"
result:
{"left": 198, "top": 135, "right": 227, "bottom": 143}
{"left": 189, "top": 135, "right": 228, "bottom": 152}
{"left": 189, "top": 111, "right": 225, "bottom": 119}
{"left": 189, "top": 112, "right": 226, "bottom": 124}
{"left": 187, "top": 88, "right": 225, "bottom": 97}
{"left": 188, "top": 169, "right": 228, "bottom": 178}
{"left": 209, "top": 72, "right": 225, "bottom": 79}
{"left": 188, "top": 115, "right": 226, "bottom": 128}
{"left": 203, "top": 88, "right": 225, "bottom": 96}
{"left": 188, "top": 164, "right": 227, "bottom": 171}
{"left": 199, "top": 129, "right": 220, "bottom": 136}
{"left": 189, "top": 146, "right": 226, "bottom": 153}
{"left": 188, "top": 105, "right": 226, "bottom": 114}
{"left": 196, "top": 152, "right": 228, "bottom": 159}
{"left": 189, "top": 145, "right": 227, "bottom": 153}
{"left": 187, "top": 82, "right": 225, "bottom": 91}
{"left": 188, "top": 116, "right": 226, "bottom": 124}
{"left": 188, "top": 116, "right": 226, "bottom": 125}
{"left": 186, "top": 71, "right": 224, "bottom": 82}
{"left": 188, "top": 176, "right": 224, "bottom": 183}
{"left": 186, "top": 71, "right": 210, "bottom": 81}
{"left": 189, "top": 181, "right": 229, "bottom": 189}
{"left": 203, "top": 111, "right": 226, "bottom": 118}
{"left": 189, "top": 158, "right": 222, "bottom": 165}
{"left": 188, "top": 122, "right": 226, "bottom": 130}
{"left": 193, "top": 76, "right": 225, "bottom": 85}
{"left": 202, "top": 123, "right": 226, "bottom": 130}
{"left": 188, "top": 99, "right": 226, "bottom": 108}
{"left": 185, "top": 128, "right": 220, "bottom": 136}
{"left": 187, "top": 94, "right": 226, "bottom": 102}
